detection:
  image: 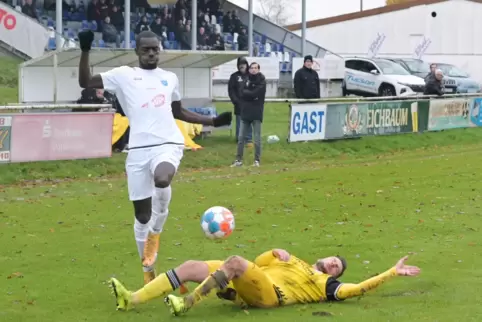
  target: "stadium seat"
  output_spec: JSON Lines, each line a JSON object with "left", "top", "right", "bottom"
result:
{"left": 130, "top": 31, "right": 135, "bottom": 41}
{"left": 47, "top": 19, "right": 54, "bottom": 27}
{"left": 168, "top": 32, "right": 175, "bottom": 41}
{"left": 81, "top": 20, "right": 89, "bottom": 30}
{"left": 48, "top": 38, "right": 56, "bottom": 50}
{"left": 98, "top": 39, "right": 105, "bottom": 48}
{"left": 265, "top": 42, "right": 271, "bottom": 53}
{"left": 254, "top": 35, "right": 261, "bottom": 43}
{"left": 280, "top": 62, "right": 287, "bottom": 73}
{"left": 90, "top": 21, "right": 97, "bottom": 31}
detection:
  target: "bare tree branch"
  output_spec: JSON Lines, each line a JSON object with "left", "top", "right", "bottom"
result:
{"left": 255, "top": 0, "right": 293, "bottom": 26}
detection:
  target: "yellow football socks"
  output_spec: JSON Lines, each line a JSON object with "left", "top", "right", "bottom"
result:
{"left": 132, "top": 271, "right": 178, "bottom": 304}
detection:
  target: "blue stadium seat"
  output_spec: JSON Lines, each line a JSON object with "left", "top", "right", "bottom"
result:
{"left": 81, "top": 20, "right": 89, "bottom": 30}
{"left": 47, "top": 19, "right": 54, "bottom": 27}
{"left": 254, "top": 35, "right": 261, "bottom": 43}
{"left": 90, "top": 21, "right": 97, "bottom": 31}
{"left": 171, "top": 41, "right": 178, "bottom": 49}
{"left": 130, "top": 31, "right": 135, "bottom": 41}
{"left": 217, "top": 15, "right": 223, "bottom": 24}
{"left": 261, "top": 35, "right": 267, "bottom": 44}
{"left": 48, "top": 38, "right": 56, "bottom": 50}
{"left": 278, "top": 44, "right": 284, "bottom": 52}
{"left": 168, "top": 32, "right": 175, "bottom": 41}
{"left": 97, "top": 39, "right": 105, "bottom": 48}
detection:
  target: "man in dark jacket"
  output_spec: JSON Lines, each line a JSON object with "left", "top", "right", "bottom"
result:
{"left": 293, "top": 55, "right": 320, "bottom": 99}
{"left": 424, "top": 69, "right": 444, "bottom": 96}
{"left": 228, "top": 57, "right": 252, "bottom": 144}
{"left": 231, "top": 62, "right": 266, "bottom": 167}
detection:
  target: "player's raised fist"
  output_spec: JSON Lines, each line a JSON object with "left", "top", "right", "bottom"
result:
{"left": 78, "top": 30, "right": 94, "bottom": 52}
{"left": 395, "top": 256, "right": 421, "bottom": 277}
{"left": 213, "top": 112, "right": 232, "bottom": 127}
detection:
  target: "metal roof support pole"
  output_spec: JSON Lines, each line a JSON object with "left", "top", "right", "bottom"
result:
{"left": 124, "top": 0, "right": 131, "bottom": 48}
{"left": 301, "top": 0, "right": 306, "bottom": 57}
{"left": 53, "top": 53, "right": 58, "bottom": 103}
{"left": 248, "top": 0, "right": 253, "bottom": 57}
{"left": 191, "top": 0, "right": 197, "bottom": 50}
{"left": 56, "top": 0, "right": 63, "bottom": 49}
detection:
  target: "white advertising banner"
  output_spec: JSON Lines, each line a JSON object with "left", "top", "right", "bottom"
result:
{"left": 212, "top": 57, "right": 280, "bottom": 80}
{"left": 292, "top": 57, "right": 345, "bottom": 80}
{"left": 0, "top": 3, "right": 50, "bottom": 58}
{"left": 289, "top": 103, "right": 327, "bottom": 142}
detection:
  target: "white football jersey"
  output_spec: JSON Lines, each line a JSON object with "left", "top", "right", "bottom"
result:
{"left": 100, "top": 66, "right": 184, "bottom": 149}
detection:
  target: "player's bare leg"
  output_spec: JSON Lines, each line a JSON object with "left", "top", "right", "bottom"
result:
{"left": 132, "top": 198, "right": 157, "bottom": 284}
{"left": 165, "top": 256, "right": 248, "bottom": 316}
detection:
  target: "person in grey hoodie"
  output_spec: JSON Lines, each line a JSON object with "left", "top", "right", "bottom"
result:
{"left": 228, "top": 57, "right": 252, "bottom": 144}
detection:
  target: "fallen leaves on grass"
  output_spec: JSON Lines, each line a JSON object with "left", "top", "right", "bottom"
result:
{"left": 7, "top": 272, "right": 23, "bottom": 279}
{"left": 312, "top": 311, "right": 333, "bottom": 317}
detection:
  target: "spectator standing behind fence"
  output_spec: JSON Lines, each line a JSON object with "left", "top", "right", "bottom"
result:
{"left": 228, "top": 57, "right": 252, "bottom": 145}
{"left": 293, "top": 55, "right": 320, "bottom": 99}
{"left": 232, "top": 62, "right": 267, "bottom": 168}
{"left": 424, "top": 69, "right": 444, "bottom": 96}
{"left": 425, "top": 63, "right": 437, "bottom": 81}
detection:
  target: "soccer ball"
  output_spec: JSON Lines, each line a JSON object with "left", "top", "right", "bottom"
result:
{"left": 201, "top": 206, "right": 235, "bottom": 239}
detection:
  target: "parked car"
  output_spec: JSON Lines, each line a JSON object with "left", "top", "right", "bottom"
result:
{"left": 343, "top": 57, "right": 426, "bottom": 97}
{"left": 434, "top": 63, "right": 481, "bottom": 94}
{"left": 386, "top": 58, "right": 457, "bottom": 93}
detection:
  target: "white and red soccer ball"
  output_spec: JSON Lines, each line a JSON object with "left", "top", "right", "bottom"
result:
{"left": 201, "top": 206, "right": 235, "bottom": 239}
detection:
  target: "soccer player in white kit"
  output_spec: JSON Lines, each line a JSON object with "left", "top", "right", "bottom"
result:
{"left": 77, "top": 30, "right": 232, "bottom": 285}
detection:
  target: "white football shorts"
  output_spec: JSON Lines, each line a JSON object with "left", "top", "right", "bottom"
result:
{"left": 125, "top": 144, "right": 184, "bottom": 201}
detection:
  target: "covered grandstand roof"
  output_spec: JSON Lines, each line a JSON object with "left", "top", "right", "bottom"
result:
{"left": 285, "top": 0, "right": 481, "bottom": 31}
{"left": 21, "top": 48, "right": 248, "bottom": 68}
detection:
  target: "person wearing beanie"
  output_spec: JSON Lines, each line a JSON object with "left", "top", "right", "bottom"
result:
{"left": 293, "top": 55, "right": 321, "bottom": 99}
{"left": 228, "top": 56, "right": 252, "bottom": 145}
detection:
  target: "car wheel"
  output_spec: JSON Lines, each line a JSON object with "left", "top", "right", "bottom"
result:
{"left": 379, "top": 84, "right": 396, "bottom": 97}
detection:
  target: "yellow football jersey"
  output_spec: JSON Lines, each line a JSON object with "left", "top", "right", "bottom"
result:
{"left": 261, "top": 255, "right": 341, "bottom": 305}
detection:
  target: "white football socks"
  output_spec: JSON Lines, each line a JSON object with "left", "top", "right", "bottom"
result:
{"left": 151, "top": 186, "right": 172, "bottom": 234}
{"left": 133, "top": 219, "right": 155, "bottom": 272}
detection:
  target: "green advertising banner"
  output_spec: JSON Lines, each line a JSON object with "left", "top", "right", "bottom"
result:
{"left": 324, "top": 100, "right": 429, "bottom": 140}
{"left": 0, "top": 115, "right": 12, "bottom": 163}
{"left": 427, "top": 98, "right": 472, "bottom": 131}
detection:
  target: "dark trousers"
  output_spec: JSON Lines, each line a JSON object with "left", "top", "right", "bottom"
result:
{"left": 235, "top": 115, "right": 252, "bottom": 142}
{"left": 236, "top": 120, "right": 261, "bottom": 161}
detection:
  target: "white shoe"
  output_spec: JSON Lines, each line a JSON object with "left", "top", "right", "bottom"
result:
{"left": 230, "top": 160, "right": 243, "bottom": 167}
{"left": 253, "top": 161, "right": 260, "bottom": 167}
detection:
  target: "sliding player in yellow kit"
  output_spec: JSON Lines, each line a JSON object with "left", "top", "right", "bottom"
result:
{"left": 108, "top": 249, "right": 420, "bottom": 315}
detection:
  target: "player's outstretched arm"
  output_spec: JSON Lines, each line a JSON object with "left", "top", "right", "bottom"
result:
{"left": 254, "top": 249, "right": 290, "bottom": 266}
{"left": 334, "top": 256, "right": 420, "bottom": 301}
{"left": 77, "top": 30, "right": 104, "bottom": 89}
{"left": 171, "top": 101, "right": 232, "bottom": 127}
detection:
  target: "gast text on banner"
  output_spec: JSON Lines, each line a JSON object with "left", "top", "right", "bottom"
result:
{"left": 289, "top": 104, "right": 327, "bottom": 142}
